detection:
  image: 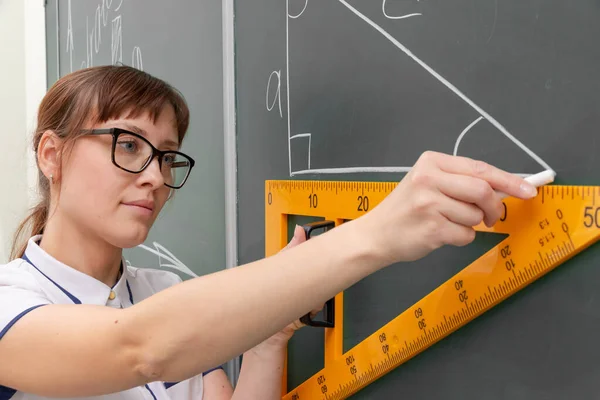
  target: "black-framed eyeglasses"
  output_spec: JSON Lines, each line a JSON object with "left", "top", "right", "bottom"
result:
{"left": 81, "top": 128, "right": 195, "bottom": 189}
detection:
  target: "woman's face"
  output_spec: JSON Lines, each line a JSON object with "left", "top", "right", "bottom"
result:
{"left": 57, "top": 105, "right": 179, "bottom": 249}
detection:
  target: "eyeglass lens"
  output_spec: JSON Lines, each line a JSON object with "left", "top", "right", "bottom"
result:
{"left": 114, "top": 132, "right": 190, "bottom": 187}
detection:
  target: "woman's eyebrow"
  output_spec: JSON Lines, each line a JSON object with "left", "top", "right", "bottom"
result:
{"left": 120, "top": 122, "right": 179, "bottom": 148}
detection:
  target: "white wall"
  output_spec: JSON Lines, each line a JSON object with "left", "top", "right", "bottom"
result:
{"left": 0, "top": 0, "right": 47, "bottom": 262}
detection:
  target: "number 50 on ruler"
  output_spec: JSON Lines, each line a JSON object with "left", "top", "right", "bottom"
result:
{"left": 265, "top": 181, "right": 600, "bottom": 400}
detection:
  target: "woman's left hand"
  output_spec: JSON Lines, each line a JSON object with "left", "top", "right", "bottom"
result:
{"left": 258, "top": 225, "right": 324, "bottom": 349}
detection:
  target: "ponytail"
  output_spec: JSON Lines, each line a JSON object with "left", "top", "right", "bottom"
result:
{"left": 10, "top": 199, "right": 48, "bottom": 260}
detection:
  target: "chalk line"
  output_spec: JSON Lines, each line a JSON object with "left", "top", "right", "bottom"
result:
{"left": 336, "top": 0, "right": 553, "bottom": 172}
{"left": 454, "top": 116, "right": 484, "bottom": 156}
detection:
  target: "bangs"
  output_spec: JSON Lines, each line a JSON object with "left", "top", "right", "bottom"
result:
{"left": 85, "top": 67, "right": 189, "bottom": 144}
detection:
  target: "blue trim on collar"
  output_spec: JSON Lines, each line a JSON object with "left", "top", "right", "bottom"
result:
{"left": 0, "top": 304, "right": 48, "bottom": 340}
{"left": 126, "top": 280, "right": 134, "bottom": 305}
{"left": 164, "top": 381, "right": 179, "bottom": 389}
{"left": 111, "top": 262, "right": 123, "bottom": 289}
{"left": 144, "top": 384, "right": 158, "bottom": 400}
{"left": 0, "top": 385, "right": 16, "bottom": 400}
{"left": 202, "top": 366, "right": 224, "bottom": 376}
{"left": 21, "top": 254, "right": 81, "bottom": 304}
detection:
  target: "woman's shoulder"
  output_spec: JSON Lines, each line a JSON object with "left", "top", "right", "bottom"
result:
{"left": 0, "top": 259, "right": 52, "bottom": 337}
{"left": 0, "top": 258, "right": 44, "bottom": 289}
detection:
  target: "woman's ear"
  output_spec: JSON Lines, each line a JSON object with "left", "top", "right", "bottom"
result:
{"left": 37, "top": 130, "right": 62, "bottom": 183}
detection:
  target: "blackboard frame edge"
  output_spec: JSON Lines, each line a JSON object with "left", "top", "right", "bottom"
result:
{"left": 222, "top": 0, "right": 241, "bottom": 388}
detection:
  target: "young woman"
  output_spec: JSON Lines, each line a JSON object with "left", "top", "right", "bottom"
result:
{"left": 0, "top": 65, "right": 538, "bottom": 399}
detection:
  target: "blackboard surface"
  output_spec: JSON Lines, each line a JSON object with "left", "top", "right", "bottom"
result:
{"left": 235, "top": 1, "right": 600, "bottom": 398}
{"left": 47, "top": 0, "right": 226, "bottom": 280}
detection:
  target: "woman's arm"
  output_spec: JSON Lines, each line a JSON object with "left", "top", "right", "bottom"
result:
{"left": 0, "top": 152, "right": 536, "bottom": 397}
{"left": 231, "top": 339, "right": 288, "bottom": 400}
{"left": 202, "top": 370, "right": 234, "bottom": 400}
{"left": 203, "top": 228, "right": 313, "bottom": 400}
{"left": 223, "top": 228, "right": 314, "bottom": 400}
{"left": 0, "top": 217, "right": 374, "bottom": 397}
{"left": 202, "top": 323, "right": 307, "bottom": 400}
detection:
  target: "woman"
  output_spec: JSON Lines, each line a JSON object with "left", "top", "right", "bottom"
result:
{"left": 0, "top": 65, "right": 538, "bottom": 399}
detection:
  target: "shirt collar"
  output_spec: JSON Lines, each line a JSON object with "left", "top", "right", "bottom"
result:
{"left": 23, "top": 235, "right": 129, "bottom": 306}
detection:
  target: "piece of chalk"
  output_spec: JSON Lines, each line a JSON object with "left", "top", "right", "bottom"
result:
{"left": 497, "top": 170, "right": 556, "bottom": 200}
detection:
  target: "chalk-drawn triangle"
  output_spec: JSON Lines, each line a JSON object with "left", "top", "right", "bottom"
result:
{"left": 453, "top": 117, "right": 543, "bottom": 175}
{"left": 286, "top": 0, "right": 553, "bottom": 176}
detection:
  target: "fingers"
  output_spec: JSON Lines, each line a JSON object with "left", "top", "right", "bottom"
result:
{"left": 292, "top": 306, "right": 323, "bottom": 330}
{"left": 439, "top": 219, "right": 477, "bottom": 248}
{"left": 418, "top": 151, "right": 537, "bottom": 200}
{"left": 282, "top": 225, "right": 307, "bottom": 251}
{"left": 438, "top": 195, "right": 486, "bottom": 227}
{"left": 436, "top": 173, "right": 503, "bottom": 226}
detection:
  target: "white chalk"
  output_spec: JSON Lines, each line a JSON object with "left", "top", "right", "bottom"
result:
{"left": 497, "top": 170, "right": 556, "bottom": 200}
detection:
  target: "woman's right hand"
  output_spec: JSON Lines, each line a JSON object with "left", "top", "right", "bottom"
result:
{"left": 355, "top": 151, "right": 539, "bottom": 266}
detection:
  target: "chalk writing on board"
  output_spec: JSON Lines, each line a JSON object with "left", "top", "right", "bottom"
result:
{"left": 132, "top": 46, "right": 144, "bottom": 71}
{"left": 111, "top": 16, "right": 123, "bottom": 65}
{"left": 453, "top": 116, "right": 484, "bottom": 157}
{"left": 288, "top": 0, "right": 309, "bottom": 19}
{"left": 282, "top": 0, "right": 553, "bottom": 177}
{"left": 129, "top": 242, "right": 199, "bottom": 278}
{"left": 382, "top": 0, "right": 422, "bottom": 20}
{"left": 290, "top": 133, "right": 312, "bottom": 169}
{"left": 266, "top": 70, "right": 283, "bottom": 118}
{"left": 66, "top": 0, "right": 143, "bottom": 73}
{"left": 66, "top": 0, "right": 74, "bottom": 72}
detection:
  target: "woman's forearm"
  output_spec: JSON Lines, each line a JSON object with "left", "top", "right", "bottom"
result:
{"left": 231, "top": 343, "right": 287, "bottom": 400}
{"left": 123, "top": 219, "right": 383, "bottom": 383}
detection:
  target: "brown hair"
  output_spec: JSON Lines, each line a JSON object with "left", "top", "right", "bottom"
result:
{"left": 10, "top": 65, "right": 190, "bottom": 260}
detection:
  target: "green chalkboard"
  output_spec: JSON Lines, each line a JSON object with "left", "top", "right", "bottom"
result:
{"left": 234, "top": 0, "right": 600, "bottom": 398}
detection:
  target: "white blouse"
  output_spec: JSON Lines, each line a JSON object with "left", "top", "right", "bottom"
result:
{"left": 0, "top": 235, "right": 220, "bottom": 400}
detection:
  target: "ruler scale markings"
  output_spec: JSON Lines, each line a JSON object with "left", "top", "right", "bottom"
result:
{"left": 267, "top": 182, "right": 600, "bottom": 399}
{"left": 542, "top": 188, "right": 545, "bottom": 204}
{"left": 567, "top": 234, "right": 575, "bottom": 251}
{"left": 559, "top": 244, "right": 567, "bottom": 259}
{"left": 556, "top": 245, "right": 564, "bottom": 259}
{"left": 534, "top": 260, "right": 541, "bottom": 274}
{"left": 538, "top": 252, "right": 547, "bottom": 268}
{"left": 527, "top": 261, "right": 541, "bottom": 280}
{"left": 518, "top": 270, "right": 525, "bottom": 284}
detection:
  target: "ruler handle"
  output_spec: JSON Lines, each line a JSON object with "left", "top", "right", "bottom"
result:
{"left": 299, "top": 220, "right": 336, "bottom": 328}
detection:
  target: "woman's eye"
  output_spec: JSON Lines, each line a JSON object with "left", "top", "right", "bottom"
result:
{"left": 163, "top": 155, "right": 175, "bottom": 166}
{"left": 117, "top": 140, "right": 137, "bottom": 153}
